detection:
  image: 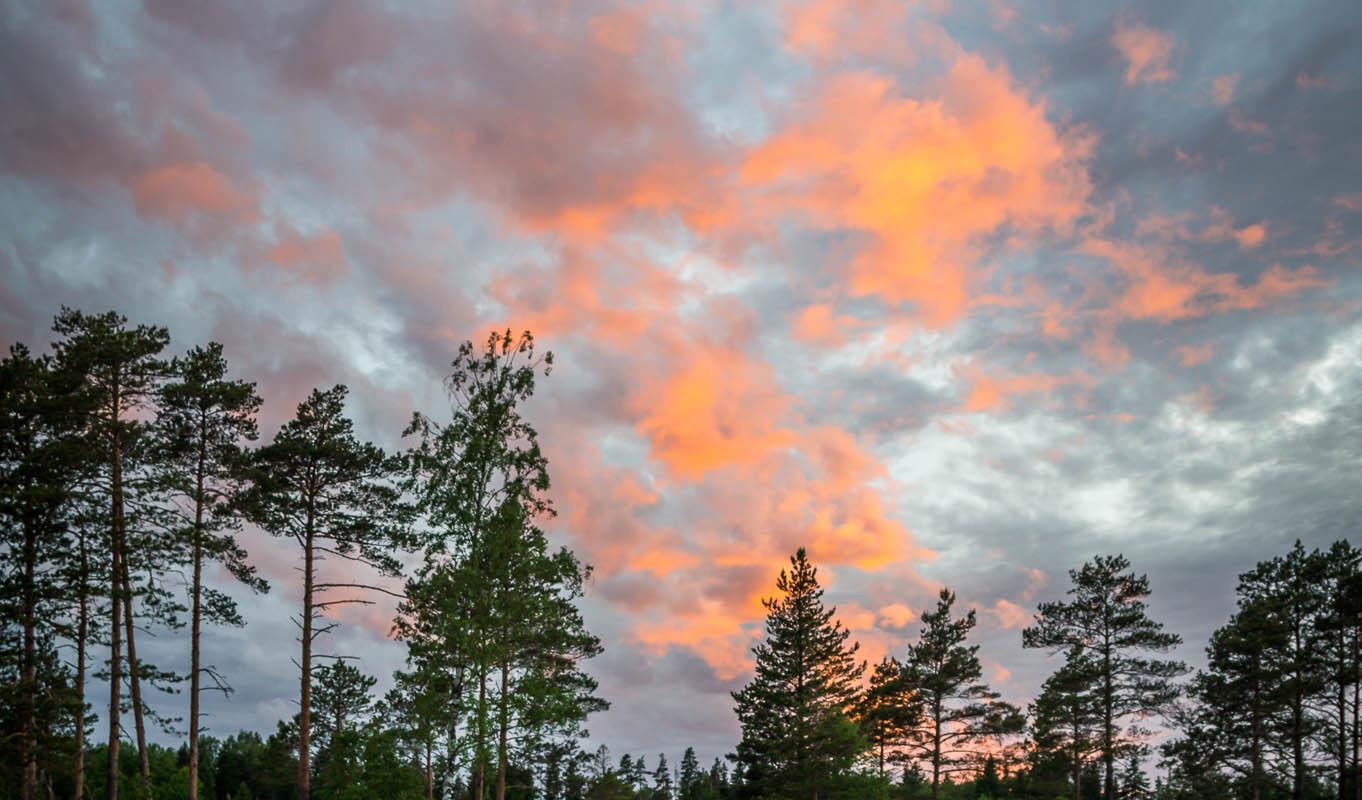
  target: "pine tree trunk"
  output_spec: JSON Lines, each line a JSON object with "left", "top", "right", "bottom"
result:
{"left": 1070, "top": 715, "right": 1081, "bottom": 800}
{"left": 1294, "top": 618, "right": 1306, "bottom": 800}
{"left": 119, "top": 557, "right": 151, "bottom": 791}
{"left": 1251, "top": 658, "right": 1263, "bottom": 800}
{"left": 425, "top": 739, "right": 434, "bottom": 800}
{"left": 474, "top": 663, "right": 487, "bottom": 800}
{"left": 1103, "top": 642, "right": 1115, "bottom": 800}
{"left": 74, "top": 530, "right": 89, "bottom": 800}
{"left": 188, "top": 434, "right": 205, "bottom": 800}
{"left": 931, "top": 700, "right": 942, "bottom": 800}
{"left": 1352, "top": 628, "right": 1360, "bottom": 800}
{"left": 106, "top": 395, "right": 124, "bottom": 800}
{"left": 299, "top": 517, "right": 315, "bottom": 800}
{"left": 496, "top": 657, "right": 509, "bottom": 800}
{"left": 21, "top": 516, "right": 38, "bottom": 800}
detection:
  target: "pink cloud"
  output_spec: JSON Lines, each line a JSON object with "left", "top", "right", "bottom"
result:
{"left": 1112, "top": 20, "right": 1176, "bottom": 85}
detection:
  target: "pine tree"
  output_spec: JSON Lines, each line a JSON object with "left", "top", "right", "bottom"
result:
{"left": 1030, "top": 648, "right": 1102, "bottom": 800}
{"left": 678, "top": 747, "right": 702, "bottom": 800}
{"left": 859, "top": 657, "right": 921, "bottom": 780}
{"left": 731, "top": 547, "right": 866, "bottom": 799}
{"left": 1191, "top": 594, "right": 1290, "bottom": 800}
{"left": 1317, "top": 540, "right": 1362, "bottom": 800}
{"left": 241, "top": 385, "right": 409, "bottom": 800}
{"left": 311, "top": 659, "right": 378, "bottom": 798}
{"left": 630, "top": 754, "right": 647, "bottom": 792}
{"left": 1235, "top": 541, "right": 1328, "bottom": 800}
{"left": 654, "top": 754, "right": 674, "bottom": 800}
{"left": 1023, "top": 555, "right": 1186, "bottom": 800}
{"left": 155, "top": 342, "right": 267, "bottom": 800}
{"left": 976, "top": 755, "right": 1001, "bottom": 798}
{"left": 51, "top": 308, "right": 171, "bottom": 800}
{"left": 901, "top": 589, "right": 1022, "bottom": 800}
{"left": 0, "top": 344, "right": 85, "bottom": 800}
{"left": 1117, "top": 752, "right": 1148, "bottom": 799}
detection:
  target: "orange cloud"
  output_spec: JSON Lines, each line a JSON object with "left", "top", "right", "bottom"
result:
{"left": 1082, "top": 237, "right": 1324, "bottom": 323}
{"left": 630, "top": 341, "right": 796, "bottom": 480}
{"left": 1112, "top": 20, "right": 1176, "bottom": 85}
{"left": 131, "top": 161, "right": 258, "bottom": 225}
{"left": 877, "top": 602, "right": 915, "bottom": 628}
{"left": 792, "top": 303, "right": 863, "bottom": 346}
{"left": 1174, "top": 343, "right": 1214, "bottom": 367}
{"left": 1201, "top": 208, "right": 1267, "bottom": 249}
{"left": 1211, "top": 73, "right": 1238, "bottom": 106}
{"left": 960, "top": 369, "right": 1069, "bottom": 413}
{"left": 744, "top": 54, "right": 1091, "bottom": 326}
{"left": 991, "top": 598, "right": 1028, "bottom": 630}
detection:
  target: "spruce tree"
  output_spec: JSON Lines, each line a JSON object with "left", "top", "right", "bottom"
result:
{"left": 654, "top": 753, "right": 674, "bottom": 800}
{"left": 1023, "top": 555, "right": 1186, "bottom": 800}
{"left": 678, "top": 747, "right": 702, "bottom": 800}
{"left": 901, "top": 588, "right": 1022, "bottom": 800}
{"left": 731, "top": 547, "right": 866, "bottom": 799}
{"left": 241, "top": 385, "right": 409, "bottom": 800}
{"left": 155, "top": 342, "right": 267, "bottom": 800}
{"left": 1117, "top": 752, "right": 1148, "bottom": 799}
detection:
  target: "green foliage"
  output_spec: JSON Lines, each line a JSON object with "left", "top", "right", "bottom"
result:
{"left": 396, "top": 331, "right": 604, "bottom": 798}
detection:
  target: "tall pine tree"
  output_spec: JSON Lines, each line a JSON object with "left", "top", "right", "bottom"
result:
{"left": 900, "top": 588, "right": 1021, "bottom": 800}
{"left": 155, "top": 342, "right": 268, "bottom": 800}
{"left": 51, "top": 308, "right": 171, "bottom": 800}
{"left": 731, "top": 548, "right": 866, "bottom": 800}
{"left": 1023, "top": 555, "right": 1186, "bottom": 800}
{"left": 242, "top": 385, "right": 408, "bottom": 800}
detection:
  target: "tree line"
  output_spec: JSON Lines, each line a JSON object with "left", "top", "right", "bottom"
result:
{"left": 0, "top": 311, "right": 602, "bottom": 800}
{"left": 2, "top": 309, "right": 1360, "bottom": 800}
{"left": 727, "top": 543, "right": 1362, "bottom": 800}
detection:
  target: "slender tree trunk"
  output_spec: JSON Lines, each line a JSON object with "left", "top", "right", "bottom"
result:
{"left": 1103, "top": 640, "right": 1115, "bottom": 800}
{"left": 119, "top": 556, "right": 151, "bottom": 791}
{"left": 496, "top": 657, "right": 509, "bottom": 800}
{"left": 299, "top": 518, "right": 315, "bottom": 800}
{"left": 474, "top": 663, "right": 487, "bottom": 800}
{"left": 188, "top": 430, "right": 206, "bottom": 800}
{"left": 21, "top": 517, "right": 38, "bottom": 800}
{"left": 106, "top": 406, "right": 124, "bottom": 800}
{"left": 425, "top": 739, "right": 434, "bottom": 800}
{"left": 1352, "top": 627, "right": 1360, "bottom": 800}
{"left": 1341, "top": 652, "right": 1349, "bottom": 800}
{"left": 1250, "top": 655, "right": 1264, "bottom": 800}
{"left": 931, "top": 701, "right": 942, "bottom": 800}
{"left": 74, "top": 527, "right": 89, "bottom": 800}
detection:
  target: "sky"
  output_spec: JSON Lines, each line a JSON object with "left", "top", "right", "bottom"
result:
{"left": 3, "top": 0, "right": 1362, "bottom": 771}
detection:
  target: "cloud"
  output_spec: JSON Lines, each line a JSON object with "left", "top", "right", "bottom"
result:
{"left": 131, "top": 161, "right": 259, "bottom": 229}
{"left": 743, "top": 53, "right": 1092, "bottom": 326}
{"left": 1112, "top": 19, "right": 1176, "bottom": 85}
{"left": 267, "top": 224, "right": 348, "bottom": 283}
{"left": 1211, "top": 73, "right": 1239, "bottom": 106}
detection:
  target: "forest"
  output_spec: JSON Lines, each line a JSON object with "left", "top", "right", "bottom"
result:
{"left": 2, "top": 309, "right": 1360, "bottom": 800}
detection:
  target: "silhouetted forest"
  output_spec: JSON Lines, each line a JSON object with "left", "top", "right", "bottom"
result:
{"left": 2, "top": 309, "right": 1359, "bottom": 800}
